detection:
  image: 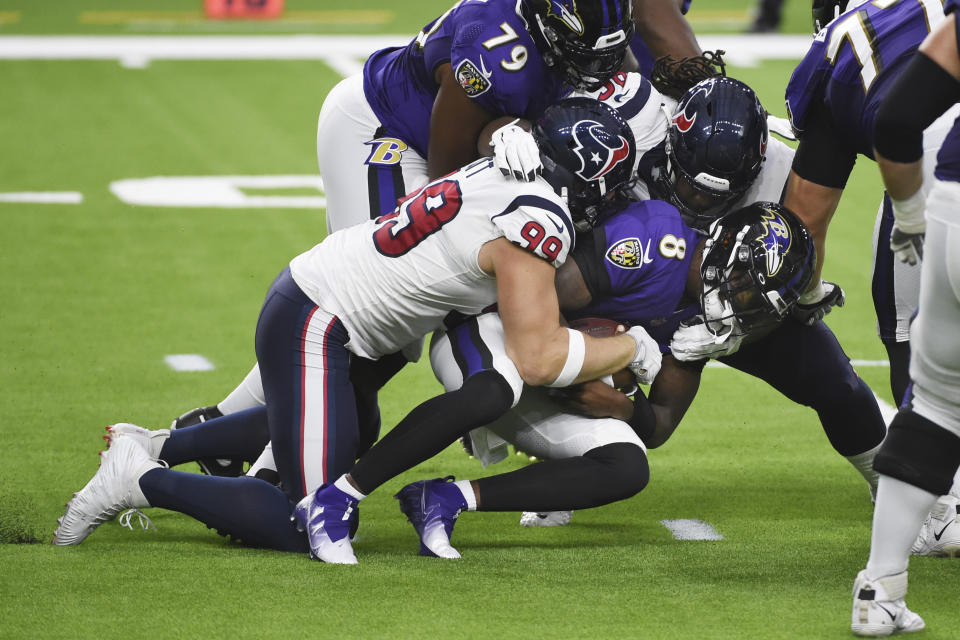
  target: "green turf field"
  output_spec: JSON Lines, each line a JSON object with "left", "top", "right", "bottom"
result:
{"left": 1, "top": 2, "right": 956, "bottom": 638}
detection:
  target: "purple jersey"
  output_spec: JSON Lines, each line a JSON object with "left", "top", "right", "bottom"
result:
{"left": 786, "top": 0, "right": 947, "bottom": 160}
{"left": 363, "top": 0, "right": 566, "bottom": 158}
{"left": 571, "top": 200, "right": 701, "bottom": 349}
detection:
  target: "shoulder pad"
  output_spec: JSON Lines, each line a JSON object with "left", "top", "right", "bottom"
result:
{"left": 491, "top": 182, "right": 574, "bottom": 266}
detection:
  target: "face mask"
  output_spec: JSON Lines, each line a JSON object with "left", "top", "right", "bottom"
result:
{"left": 701, "top": 287, "right": 741, "bottom": 343}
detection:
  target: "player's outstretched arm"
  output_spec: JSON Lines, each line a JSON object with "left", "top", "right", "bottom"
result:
{"left": 782, "top": 171, "right": 843, "bottom": 287}
{"left": 874, "top": 15, "right": 960, "bottom": 264}
{"left": 644, "top": 355, "right": 702, "bottom": 448}
{"left": 481, "top": 238, "right": 638, "bottom": 387}
{"left": 632, "top": 0, "right": 701, "bottom": 60}
{"left": 427, "top": 63, "right": 498, "bottom": 180}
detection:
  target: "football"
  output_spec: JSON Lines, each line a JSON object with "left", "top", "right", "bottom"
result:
{"left": 567, "top": 316, "right": 626, "bottom": 338}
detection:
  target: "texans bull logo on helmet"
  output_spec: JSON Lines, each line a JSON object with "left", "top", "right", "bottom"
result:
{"left": 570, "top": 119, "right": 631, "bottom": 182}
{"left": 756, "top": 206, "right": 793, "bottom": 277}
{"left": 672, "top": 82, "right": 712, "bottom": 133}
{"left": 546, "top": 0, "right": 584, "bottom": 34}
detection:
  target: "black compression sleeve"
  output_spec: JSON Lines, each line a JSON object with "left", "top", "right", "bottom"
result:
{"left": 571, "top": 227, "right": 612, "bottom": 300}
{"left": 791, "top": 99, "right": 858, "bottom": 189}
{"left": 474, "top": 442, "right": 648, "bottom": 511}
{"left": 874, "top": 52, "right": 960, "bottom": 163}
{"left": 349, "top": 370, "right": 514, "bottom": 494}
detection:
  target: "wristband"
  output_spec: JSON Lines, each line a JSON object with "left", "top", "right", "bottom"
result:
{"left": 798, "top": 280, "right": 826, "bottom": 305}
{"left": 890, "top": 188, "right": 926, "bottom": 231}
{"left": 547, "top": 328, "right": 586, "bottom": 388}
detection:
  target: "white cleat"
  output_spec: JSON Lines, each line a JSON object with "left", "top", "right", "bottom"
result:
{"left": 53, "top": 436, "right": 161, "bottom": 546}
{"left": 911, "top": 494, "right": 960, "bottom": 557}
{"left": 104, "top": 423, "right": 169, "bottom": 459}
{"left": 851, "top": 570, "right": 925, "bottom": 637}
{"left": 292, "top": 485, "right": 359, "bottom": 565}
{"left": 520, "top": 510, "right": 573, "bottom": 527}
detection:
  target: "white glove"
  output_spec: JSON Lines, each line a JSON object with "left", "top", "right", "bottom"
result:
{"left": 626, "top": 326, "right": 662, "bottom": 385}
{"left": 889, "top": 188, "right": 926, "bottom": 266}
{"left": 793, "top": 280, "right": 845, "bottom": 325}
{"left": 669, "top": 317, "right": 744, "bottom": 362}
{"left": 490, "top": 120, "right": 542, "bottom": 182}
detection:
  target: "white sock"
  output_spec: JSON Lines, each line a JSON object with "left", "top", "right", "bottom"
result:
{"left": 866, "top": 475, "right": 939, "bottom": 579}
{"left": 846, "top": 443, "right": 882, "bottom": 500}
{"left": 454, "top": 480, "right": 477, "bottom": 511}
{"left": 950, "top": 467, "right": 960, "bottom": 499}
{"left": 217, "top": 364, "right": 266, "bottom": 415}
{"left": 245, "top": 443, "right": 276, "bottom": 478}
{"left": 334, "top": 474, "right": 367, "bottom": 501}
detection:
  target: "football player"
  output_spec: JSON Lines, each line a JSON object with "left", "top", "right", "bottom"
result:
{"left": 53, "top": 100, "right": 662, "bottom": 565}
{"left": 394, "top": 201, "right": 815, "bottom": 558}
{"left": 496, "top": 75, "right": 888, "bottom": 521}
{"left": 172, "top": 0, "right": 636, "bottom": 475}
{"left": 783, "top": 0, "right": 960, "bottom": 405}
{"left": 849, "top": 5, "right": 960, "bottom": 636}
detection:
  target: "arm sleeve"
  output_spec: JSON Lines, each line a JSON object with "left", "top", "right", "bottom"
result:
{"left": 570, "top": 227, "right": 613, "bottom": 300}
{"left": 874, "top": 52, "right": 960, "bottom": 163}
{"left": 627, "top": 388, "right": 656, "bottom": 445}
{"left": 791, "top": 100, "right": 858, "bottom": 189}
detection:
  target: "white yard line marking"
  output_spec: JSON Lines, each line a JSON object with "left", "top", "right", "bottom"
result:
{"left": 0, "top": 191, "right": 83, "bottom": 204}
{"left": 165, "top": 354, "right": 214, "bottom": 372}
{"left": 110, "top": 175, "right": 326, "bottom": 208}
{"left": 0, "top": 34, "right": 812, "bottom": 70}
{"left": 661, "top": 519, "right": 724, "bottom": 541}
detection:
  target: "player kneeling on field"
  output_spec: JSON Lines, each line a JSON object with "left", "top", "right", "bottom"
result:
{"left": 52, "top": 99, "right": 662, "bottom": 564}
{"left": 391, "top": 201, "right": 815, "bottom": 558}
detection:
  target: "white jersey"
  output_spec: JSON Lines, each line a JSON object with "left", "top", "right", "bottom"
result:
{"left": 290, "top": 158, "right": 574, "bottom": 359}
{"left": 582, "top": 71, "right": 795, "bottom": 206}
{"left": 576, "top": 71, "right": 674, "bottom": 185}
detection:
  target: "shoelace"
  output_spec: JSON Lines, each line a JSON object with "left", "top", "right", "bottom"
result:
{"left": 119, "top": 508, "right": 156, "bottom": 532}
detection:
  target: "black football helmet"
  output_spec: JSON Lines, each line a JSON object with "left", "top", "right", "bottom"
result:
{"left": 521, "top": 0, "right": 633, "bottom": 91}
{"left": 699, "top": 202, "right": 815, "bottom": 336}
{"left": 533, "top": 97, "right": 636, "bottom": 231}
{"left": 812, "top": 0, "right": 850, "bottom": 33}
{"left": 655, "top": 77, "right": 768, "bottom": 232}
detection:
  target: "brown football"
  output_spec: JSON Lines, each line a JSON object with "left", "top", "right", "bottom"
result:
{"left": 567, "top": 317, "right": 626, "bottom": 338}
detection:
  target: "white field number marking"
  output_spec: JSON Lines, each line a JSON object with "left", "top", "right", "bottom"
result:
{"left": 165, "top": 354, "right": 214, "bottom": 371}
{"left": 661, "top": 519, "right": 724, "bottom": 541}
{"left": 110, "top": 175, "right": 326, "bottom": 208}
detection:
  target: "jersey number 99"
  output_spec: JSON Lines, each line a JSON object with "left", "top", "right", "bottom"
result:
{"left": 373, "top": 180, "right": 464, "bottom": 257}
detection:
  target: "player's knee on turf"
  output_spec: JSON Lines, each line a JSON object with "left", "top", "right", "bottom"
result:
{"left": 584, "top": 443, "right": 650, "bottom": 503}
{"left": 874, "top": 409, "right": 960, "bottom": 496}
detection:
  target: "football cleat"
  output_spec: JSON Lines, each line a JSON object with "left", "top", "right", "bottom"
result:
{"left": 53, "top": 436, "right": 161, "bottom": 546}
{"left": 104, "top": 423, "right": 169, "bottom": 459}
{"left": 170, "top": 405, "right": 244, "bottom": 477}
{"left": 519, "top": 510, "right": 573, "bottom": 527}
{"left": 292, "top": 483, "right": 358, "bottom": 565}
{"left": 910, "top": 494, "right": 960, "bottom": 557}
{"left": 851, "top": 570, "right": 925, "bottom": 637}
{"left": 395, "top": 476, "right": 466, "bottom": 559}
